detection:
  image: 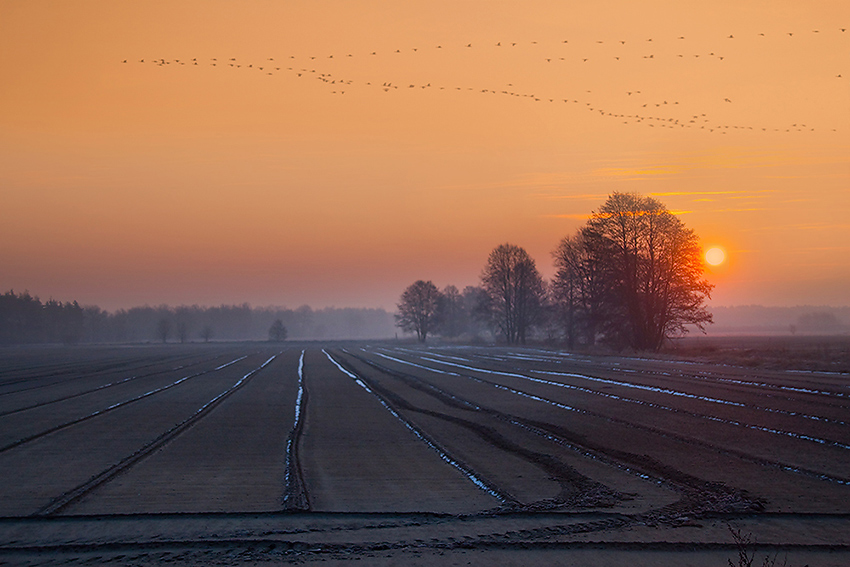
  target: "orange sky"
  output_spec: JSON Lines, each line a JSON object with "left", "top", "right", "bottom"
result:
{"left": 1, "top": 1, "right": 848, "bottom": 310}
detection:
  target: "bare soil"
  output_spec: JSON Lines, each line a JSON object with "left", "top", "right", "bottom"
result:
{"left": 0, "top": 341, "right": 848, "bottom": 566}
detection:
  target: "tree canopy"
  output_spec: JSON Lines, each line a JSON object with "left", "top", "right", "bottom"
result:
{"left": 480, "top": 243, "right": 546, "bottom": 345}
{"left": 395, "top": 280, "right": 442, "bottom": 342}
{"left": 553, "top": 192, "right": 713, "bottom": 351}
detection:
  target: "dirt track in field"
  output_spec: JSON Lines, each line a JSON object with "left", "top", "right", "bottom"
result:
{"left": 0, "top": 342, "right": 848, "bottom": 566}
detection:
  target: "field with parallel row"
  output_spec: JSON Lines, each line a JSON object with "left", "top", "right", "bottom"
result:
{"left": 1, "top": 342, "right": 848, "bottom": 566}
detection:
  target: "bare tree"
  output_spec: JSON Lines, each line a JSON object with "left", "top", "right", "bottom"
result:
{"left": 156, "top": 317, "right": 171, "bottom": 344}
{"left": 175, "top": 306, "right": 192, "bottom": 344}
{"left": 437, "top": 285, "right": 464, "bottom": 338}
{"left": 176, "top": 321, "right": 189, "bottom": 343}
{"left": 552, "top": 226, "right": 615, "bottom": 348}
{"left": 480, "top": 243, "right": 545, "bottom": 345}
{"left": 200, "top": 324, "right": 214, "bottom": 343}
{"left": 583, "top": 192, "right": 713, "bottom": 351}
{"left": 268, "top": 319, "right": 288, "bottom": 342}
{"left": 395, "top": 280, "right": 442, "bottom": 342}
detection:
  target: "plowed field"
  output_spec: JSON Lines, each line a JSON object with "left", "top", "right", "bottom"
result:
{"left": 1, "top": 343, "right": 848, "bottom": 566}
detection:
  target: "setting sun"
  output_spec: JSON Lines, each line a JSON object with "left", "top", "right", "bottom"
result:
{"left": 705, "top": 247, "right": 726, "bottom": 266}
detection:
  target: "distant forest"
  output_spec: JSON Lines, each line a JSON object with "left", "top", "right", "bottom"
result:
{"left": 0, "top": 290, "right": 395, "bottom": 345}
{"left": 3, "top": 287, "right": 847, "bottom": 347}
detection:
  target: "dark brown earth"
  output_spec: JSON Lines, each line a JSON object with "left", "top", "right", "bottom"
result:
{"left": 0, "top": 341, "right": 848, "bottom": 566}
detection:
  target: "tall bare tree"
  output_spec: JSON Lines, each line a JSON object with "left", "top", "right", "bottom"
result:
{"left": 200, "top": 324, "right": 214, "bottom": 343}
{"left": 395, "top": 280, "right": 442, "bottom": 342}
{"left": 156, "top": 317, "right": 171, "bottom": 344}
{"left": 480, "top": 243, "right": 545, "bottom": 345}
{"left": 437, "top": 285, "right": 465, "bottom": 338}
{"left": 552, "top": 226, "right": 614, "bottom": 348}
{"left": 572, "top": 192, "right": 713, "bottom": 351}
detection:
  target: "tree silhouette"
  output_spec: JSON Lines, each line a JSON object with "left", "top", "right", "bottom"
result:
{"left": 480, "top": 243, "right": 545, "bottom": 345}
{"left": 552, "top": 226, "right": 615, "bottom": 348}
{"left": 437, "top": 285, "right": 465, "bottom": 338}
{"left": 395, "top": 280, "right": 442, "bottom": 342}
{"left": 156, "top": 317, "right": 171, "bottom": 344}
{"left": 554, "top": 192, "right": 713, "bottom": 351}
{"left": 268, "top": 318, "right": 288, "bottom": 342}
{"left": 200, "top": 324, "right": 214, "bottom": 342}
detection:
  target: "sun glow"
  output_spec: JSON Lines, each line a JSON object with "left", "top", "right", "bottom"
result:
{"left": 705, "top": 247, "right": 726, "bottom": 266}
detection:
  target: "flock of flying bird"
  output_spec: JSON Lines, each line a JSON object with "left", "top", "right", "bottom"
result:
{"left": 125, "top": 29, "right": 846, "bottom": 134}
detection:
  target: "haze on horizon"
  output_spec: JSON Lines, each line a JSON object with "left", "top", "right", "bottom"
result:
{"left": 2, "top": 1, "right": 848, "bottom": 313}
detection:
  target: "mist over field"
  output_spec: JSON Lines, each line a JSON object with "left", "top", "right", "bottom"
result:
{"left": 2, "top": 286, "right": 848, "bottom": 346}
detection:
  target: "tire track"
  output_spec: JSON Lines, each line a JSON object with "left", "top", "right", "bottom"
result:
{"left": 283, "top": 350, "right": 310, "bottom": 511}
{"left": 415, "top": 352, "right": 850, "bottom": 450}
{"left": 333, "top": 351, "right": 629, "bottom": 510}
{"left": 367, "top": 349, "right": 850, "bottom": 487}
{"left": 352, "top": 351, "right": 705, "bottom": 493}
{"left": 33, "top": 354, "right": 279, "bottom": 516}
{"left": 0, "top": 353, "right": 227, "bottom": 418}
{"left": 0, "top": 356, "right": 250, "bottom": 455}
{"left": 0, "top": 352, "right": 203, "bottom": 395}
{"left": 349, "top": 353, "right": 764, "bottom": 529}
{"left": 480, "top": 350, "right": 850, "bottom": 401}
{"left": 322, "top": 350, "right": 512, "bottom": 507}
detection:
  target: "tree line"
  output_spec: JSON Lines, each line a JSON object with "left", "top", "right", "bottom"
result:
{"left": 0, "top": 294, "right": 395, "bottom": 345}
{"left": 396, "top": 192, "right": 714, "bottom": 351}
